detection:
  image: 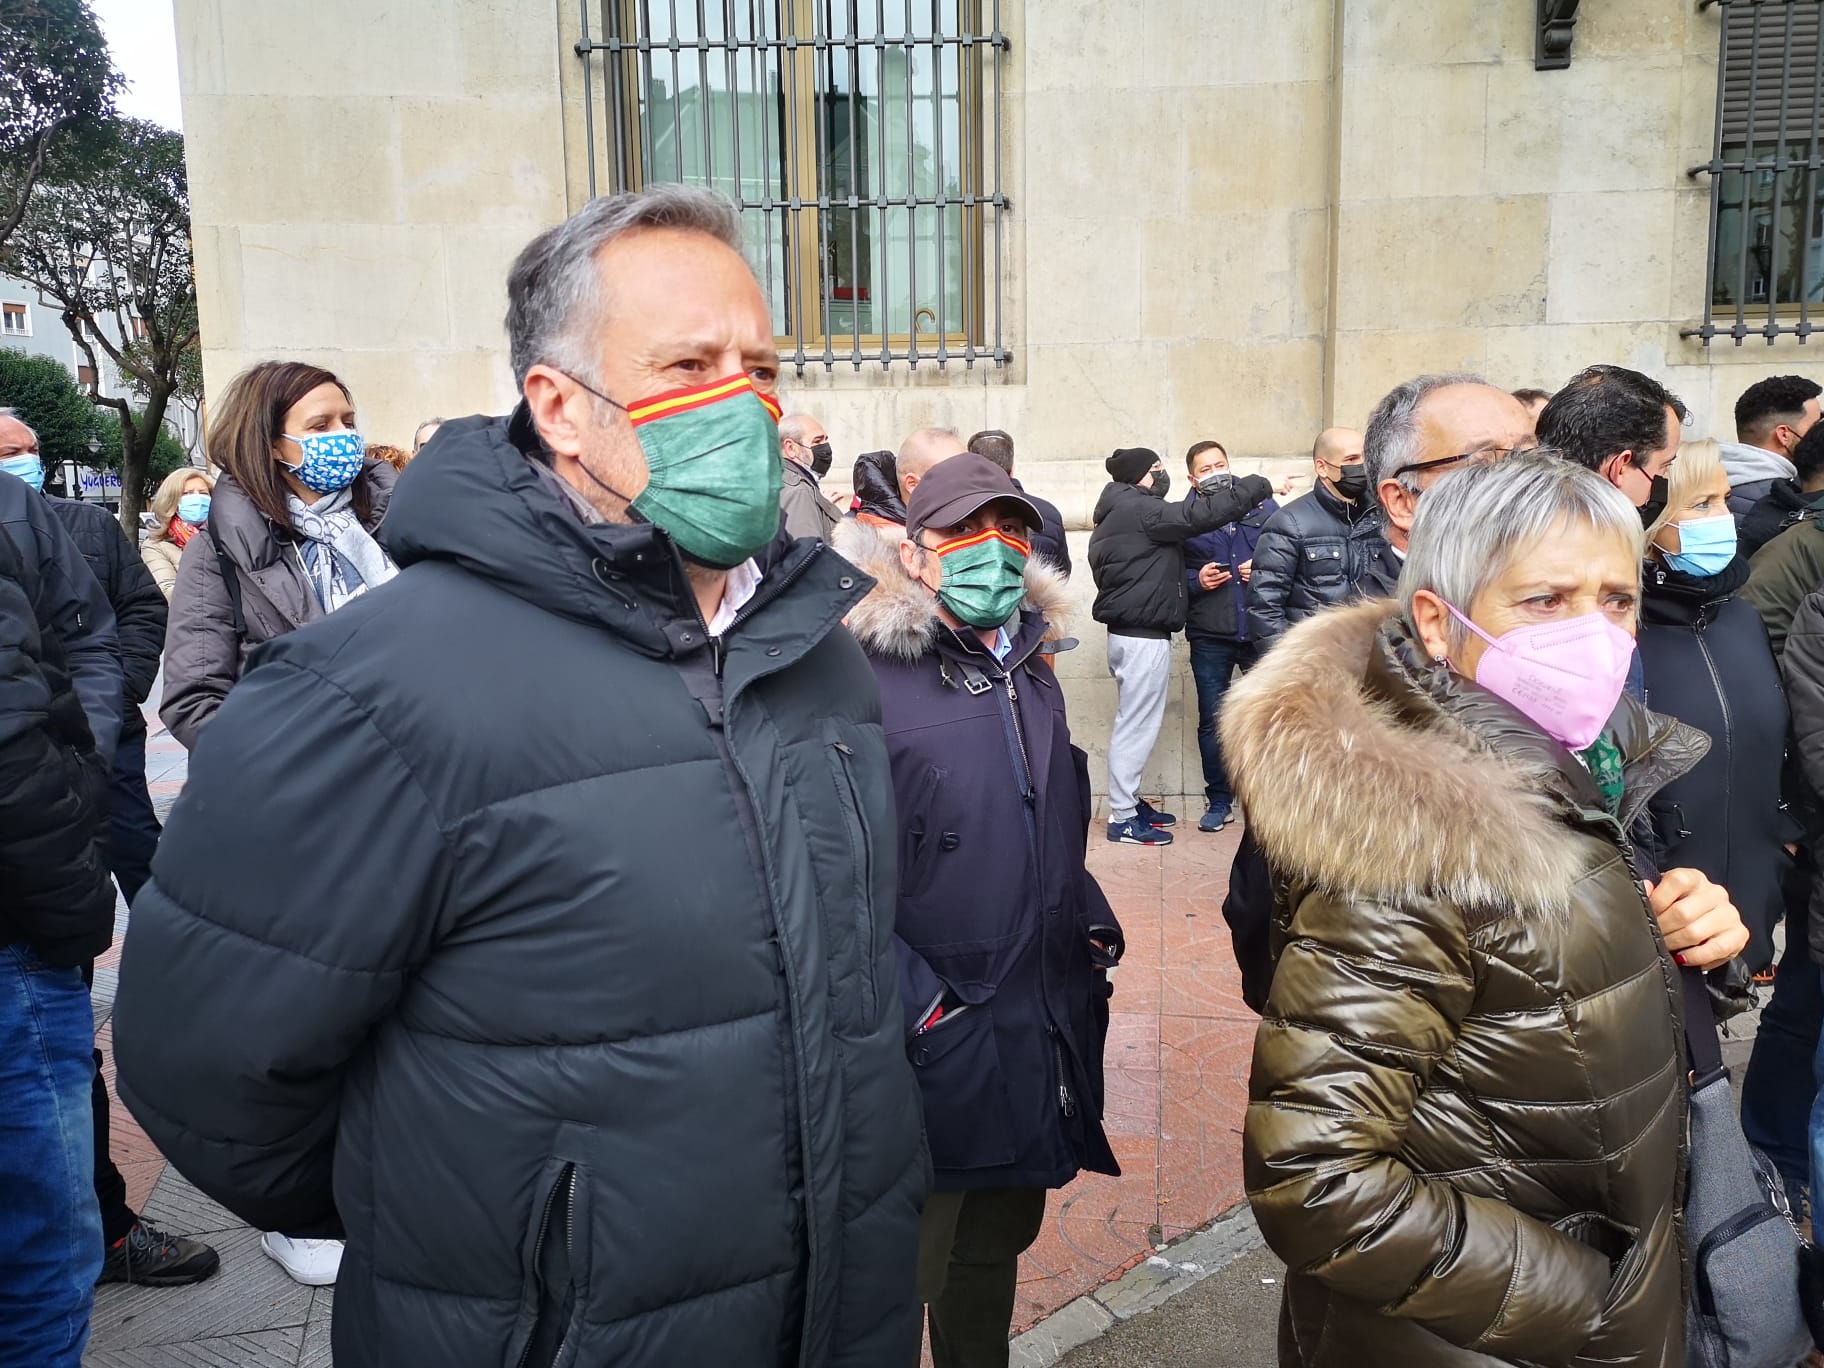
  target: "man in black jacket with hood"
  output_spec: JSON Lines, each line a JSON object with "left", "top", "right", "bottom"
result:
{"left": 1088, "top": 447, "right": 1270, "bottom": 845}
{"left": 0, "top": 521, "right": 117, "bottom": 1367}
{"left": 1742, "top": 422, "right": 1824, "bottom": 559}
{"left": 114, "top": 187, "right": 925, "bottom": 1368}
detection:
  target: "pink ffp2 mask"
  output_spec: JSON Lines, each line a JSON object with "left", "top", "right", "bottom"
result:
{"left": 1444, "top": 604, "right": 1635, "bottom": 752}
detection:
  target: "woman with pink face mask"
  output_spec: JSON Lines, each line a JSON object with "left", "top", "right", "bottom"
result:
{"left": 1221, "top": 451, "right": 1745, "bottom": 1368}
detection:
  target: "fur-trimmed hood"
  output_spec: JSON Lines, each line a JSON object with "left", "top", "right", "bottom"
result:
{"left": 1220, "top": 599, "right": 1706, "bottom": 917}
{"left": 833, "top": 516, "right": 1072, "bottom": 662}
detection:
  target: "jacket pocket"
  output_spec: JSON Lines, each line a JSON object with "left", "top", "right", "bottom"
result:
{"left": 909, "top": 1001, "right": 1017, "bottom": 1170}
{"left": 1300, "top": 540, "right": 1346, "bottom": 588}
{"left": 899, "top": 764, "right": 948, "bottom": 901}
{"left": 825, "top": 726, "right": 878, "bottom": 1023}
{"left": 510, "top": 1127, "right": 595, "bottom": 1368}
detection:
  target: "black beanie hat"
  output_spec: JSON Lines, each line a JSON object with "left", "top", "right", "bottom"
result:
{"left": 1106, "top": 447, "right": 1159, "bottom": 485}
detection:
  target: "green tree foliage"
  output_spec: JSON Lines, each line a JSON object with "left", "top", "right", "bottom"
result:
{"left": 0, "top": 344, "right": 94, "bottom": 466}
{"left": 0, "top": 0, "right": 118, "bottom": 250}
{"left": 1, "top": 117, "right": 198, "bottom": 527}
{"left": 89, "top": 406, "right": 184, "bottom": 497}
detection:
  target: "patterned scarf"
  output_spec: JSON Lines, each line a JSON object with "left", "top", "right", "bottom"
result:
{"left": 1577, "top": 732, "right": 1625, "bottom": 816}
{"left": 168, "top": 517, "right": 197, "bottom": 549}
{"left": 285, "top": 486, "right": 397, "bottom": 614}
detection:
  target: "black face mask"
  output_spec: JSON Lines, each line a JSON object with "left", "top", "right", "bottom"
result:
{"left": 1638, "top": 473, "right": 1670, "bottom": 528}
{"left": 1196, "top": 472, "right": 1233, "bottom": 496}
{"left": 1147, "top": 469, "right": 1171, "bottom": 499}
{"left": 1332, "top": 465, "right": 1368, "bottom": 502}
{"left": 808, "top": 440, "right": 834, "bottom": 478}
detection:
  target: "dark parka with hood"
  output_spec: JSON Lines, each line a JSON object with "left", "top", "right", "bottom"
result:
{"left": 834, "top": 518, "right": 1120, "bottom": 1191}
{"left": 159, "top": 460, "right": 395, "bottom": 749}
{"left": 115, "top": 409, "right": 927, "bottom": 1368}
{"left": 1225, "top": 601, "right": 1696, "bottom": 1368}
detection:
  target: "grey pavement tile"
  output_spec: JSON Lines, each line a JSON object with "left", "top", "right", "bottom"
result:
{"left": 139, "top": 1171, "right": 241, "bottom": 1239}
{"left": 88, "top": 1225, "right": 311, "bottom": 1351}
{"left": 84, "top": 1327, "right": 303, "bottom": 1368}
{"left": 300, "top": 1289, "right": 333, "bottom": 1367}
{"left": 94, "top": 999, "right": 113, "bottom": 1031}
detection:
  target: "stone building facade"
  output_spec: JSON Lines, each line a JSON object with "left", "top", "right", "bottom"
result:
{"left": 173, "top": 0, "right": 1824, "bottom": 803}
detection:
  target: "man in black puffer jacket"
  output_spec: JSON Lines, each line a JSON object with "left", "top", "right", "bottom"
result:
{"left": 1246, "top": 427, "right": 1388, "bottom": 644}
{"left": 1087, "top": 447, "right": 1270, "bottom": 845}
{"left": 0, "top": 520, "right": 117, "bottom": 1367}
{"left": 114, "top": 188, "right": 925, "bottom": 1368}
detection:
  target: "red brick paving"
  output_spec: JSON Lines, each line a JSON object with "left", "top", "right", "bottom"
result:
{"left": 1010, "top": 825, "right": 1253, "bottom": 1333}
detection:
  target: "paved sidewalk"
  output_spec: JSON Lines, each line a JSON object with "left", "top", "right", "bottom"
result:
{"left": 86, "top": 716, "right": 1257, "bottom": 1363}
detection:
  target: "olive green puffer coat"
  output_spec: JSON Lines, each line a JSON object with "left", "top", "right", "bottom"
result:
{"left": 1223, "top": 600, "right": 1701, "bottom": 1368}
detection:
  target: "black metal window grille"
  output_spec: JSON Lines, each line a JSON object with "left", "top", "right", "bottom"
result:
{"left": 575, "top": 1, "right": 1009, "bottom": 372}
{"left": 1687, "top": 0, "right": 1824, "bottom": 345}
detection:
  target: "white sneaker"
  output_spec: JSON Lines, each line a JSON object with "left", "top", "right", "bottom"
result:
{"left": 261, "top": 1232, "right": 342, "bottom": 1286}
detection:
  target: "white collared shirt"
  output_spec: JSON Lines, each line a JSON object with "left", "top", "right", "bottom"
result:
{"left": 707, "top": 557, "right": 763, "bottom": 637}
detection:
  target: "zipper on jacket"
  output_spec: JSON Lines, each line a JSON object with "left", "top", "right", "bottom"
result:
{"left": 516, "top": 1162, "right": 576, "bottom": 1368}
{"left": 1050, "top": 1027, "right": 1077, "bottom": 1118}
{"left": 830, "top": 739, "right": 877, "bottom": 1016}
{"left": 1693, "top": 626, "right": 1734, "bottom": 889}
{"left": 712, "top": 543, "right": 825, "bottom": 677}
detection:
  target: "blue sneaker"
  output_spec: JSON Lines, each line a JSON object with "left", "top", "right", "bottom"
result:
{"left": 1136, "top": 799, "right": 1178, "bottom": 829}
{"left": 1198, "top": 804, "right": 1231, "bottom": 833}
{"left": 1108, "top": 816, "right": 1173, "bottom": 846}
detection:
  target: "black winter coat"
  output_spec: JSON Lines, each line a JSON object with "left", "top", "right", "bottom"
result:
{"left": 1182, "top": 490, "right": 1279, "bottom": 642}
{"left": 1774, "top": 589, "right": 1824, "bottom": 966}
{"left": 835, "top": 521, "right": 1118, "bottom": 1190}
{"left": 0, "top": 471, "right": 121, "bottom": 761}
{"left": 1088, "top": 476, "right": 1273, "bottom": 637}
{"left": 1013, "top": 478, "right": 1072, "bottom": 578}
{"left": 0, "top": 524, "right": 114, "bottom": 967}
{"left": 1740, "top": 480, "right": 1824, "bottom": 560}
{"left": 116, "top": 408, "right": 927, "bottom": 1368}
{"left": 48, "top": 496, "right": 166, "bottom": 743}
{"left": 1245, "top": 481, "right": 1389, "bottom": 644}
{"left": 1637, "top": 558, "right": 1796, "bottom": 976}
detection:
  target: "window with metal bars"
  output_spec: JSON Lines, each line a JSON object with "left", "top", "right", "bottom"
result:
{"left": 574, "top": 1, "right": 1008, "bottom": 373}
{"left": 1687, "top": 0, "right": 1824, "bottom": 345}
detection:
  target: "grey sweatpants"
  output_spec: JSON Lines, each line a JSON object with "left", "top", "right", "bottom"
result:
{"left": 1105, "top": 632, "right": 1172, "bottom": 822}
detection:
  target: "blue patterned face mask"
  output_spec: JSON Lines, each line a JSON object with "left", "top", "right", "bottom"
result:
{"left": 281, "top": 431, "right": 366, "bottom": 496}
{"left": 1, "top": 455, "right": 44, "bottom": 492}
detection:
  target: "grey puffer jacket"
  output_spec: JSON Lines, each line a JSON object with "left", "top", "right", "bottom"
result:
{"left": 116, "top": 408, "right": 926, "bottom": 1368}
{"left": 159, "top": 461, "right": 394, "bottom": 749}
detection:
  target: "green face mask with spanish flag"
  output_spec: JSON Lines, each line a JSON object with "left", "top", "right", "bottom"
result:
{"left": 571, "top": 372, "right": 786, "bottom": 570}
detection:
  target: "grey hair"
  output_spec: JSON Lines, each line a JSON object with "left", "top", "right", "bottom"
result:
{"left": 505, "top": 185, "right": 747, "bottom": 389}
{"left": 1399, "top": 448, "right": 1644, "bottom": 653}
{"left": 778, "top": 414, "right": 815, "bottom": 446}
{"left": 0, "top": 407, "right": 34, "bottom": 440}
{"left": 1363, "top": 373, "right": 1492, "bottom": 501}
{"left": 411, "top": 417, "right": 444, "bottom": 452}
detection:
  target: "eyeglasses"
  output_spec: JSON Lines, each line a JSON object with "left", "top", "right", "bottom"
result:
{"left": 1388, "top": 444, "right": 1534, "bottom": 482}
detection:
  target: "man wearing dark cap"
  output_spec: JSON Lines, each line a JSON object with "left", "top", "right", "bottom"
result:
{"left": 841, "top": 452, "right": 1124, "bottom": 1368}
{"left": 1088, "top": 447, "right": 1271, "bottom": 844}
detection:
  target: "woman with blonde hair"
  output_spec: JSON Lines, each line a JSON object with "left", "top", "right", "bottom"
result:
{"left": 141, "top": 466, "right": 217, "bottom": 600}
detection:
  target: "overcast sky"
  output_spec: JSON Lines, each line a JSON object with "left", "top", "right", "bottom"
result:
{"left": 91, "top": 0, "right": 183, "bottom": 132}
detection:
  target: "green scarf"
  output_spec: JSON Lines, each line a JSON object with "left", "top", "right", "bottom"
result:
{"left": 1578, "top": 732, "right": 1625, "bottom": 815}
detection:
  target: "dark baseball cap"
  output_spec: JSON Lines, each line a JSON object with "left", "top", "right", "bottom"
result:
{"left": 905, "top": 452, "right": 1044, "bottom": 540}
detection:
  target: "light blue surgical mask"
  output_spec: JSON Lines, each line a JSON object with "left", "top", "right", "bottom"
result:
{"left": 1, "top": 455, "right": 44, "bottom": 492}
{"left": 1661, "top": 512, "right": 1737, "bottom": 578}
{"left": 176, "top": 492, "right": 211, "bottom": 525}
{"left": 281, "top": 430, "right": 366, "bottom": 496}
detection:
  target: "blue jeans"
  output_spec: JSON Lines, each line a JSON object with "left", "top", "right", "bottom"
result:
{"left": 1189, "top": 637, "right": 1260, "bottom": 810}
{"left": 0, "top": 944, "right": 100, "bottom": 1367}
{"left": 1744, "top": 934, "right": 1824, "bottom": 1201}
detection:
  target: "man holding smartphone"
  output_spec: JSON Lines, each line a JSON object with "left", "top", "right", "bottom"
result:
{"left": 1181, "top": 440, "right": 1278, "bottom": 832}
